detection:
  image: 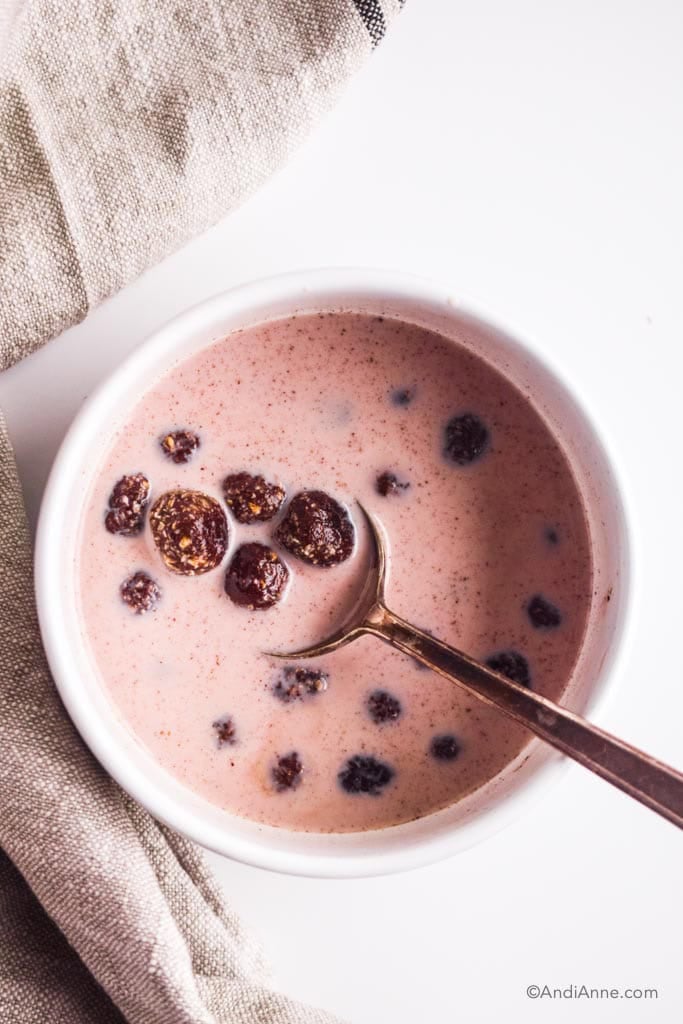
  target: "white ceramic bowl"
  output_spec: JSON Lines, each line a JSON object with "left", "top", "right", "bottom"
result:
{"left": 35, "top": 269, "right": 633, "bottom": 877}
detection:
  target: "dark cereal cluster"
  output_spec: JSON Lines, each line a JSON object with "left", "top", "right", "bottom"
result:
{"left": 105, "top": 473, "right": 150, "bottom": 535}
{"left": 375, "top": 471, "right": 410, "bottom": 497}
{"left": 224, "top": 543, "right": 289, "bottom": 610}
{"left": 338, "top": 755, "right": 394, "bottom": 796}
{"left": 430, "top": 734, "right": 460, "bottom": 762}
{"left": 527, "top": 594, "right": 562, "bottom": 629}
{"left": 486, "top": 650, "right": 531, "bottom": 687}
{"left": 273, "top": 666, "right": 329, "bottom": 703}
{"left": 150, "top": 489, "right": 228, "bottom": 575}
{"left": 272, "top": 751, "right": 303, "bottom": 791}
{"left": 212, "top": 716, "right": 237, "bottom": 747}
{"left": 390, "top": 386, "right": 416, "bottom": 407}
{"left": 159, "top": 429, "right": 200, "bottom": 464}
{"left": 367, "top": 689, "right": 402, "bottom": 724}
{"left": 223, "top": 472, "right": 285, "bottom": 524}
{"left": 275, "top": 490, "right": 355, "bottom": 567}
{"left": 443, "top": 413, "right": 490, "bottom": 466}
{"left": 120, "top": 571, "right": 161, "bottom": 614}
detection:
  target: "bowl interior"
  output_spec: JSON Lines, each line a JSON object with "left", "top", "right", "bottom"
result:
{"left": 36, "top": 271, "right": 630, "bottom": 876}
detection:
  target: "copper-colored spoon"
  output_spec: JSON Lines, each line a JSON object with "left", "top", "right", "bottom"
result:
{"left": 272, "top": 506, "right": 683, "bottom": 829}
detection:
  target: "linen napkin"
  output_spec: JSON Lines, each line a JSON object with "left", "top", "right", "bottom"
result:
{"left": 0, "top": 2, "right": 401, "bottom": 1021}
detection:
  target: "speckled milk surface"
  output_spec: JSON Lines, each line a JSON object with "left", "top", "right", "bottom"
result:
{"left": 77, "top": 313, "right": 593, "bottom": 832}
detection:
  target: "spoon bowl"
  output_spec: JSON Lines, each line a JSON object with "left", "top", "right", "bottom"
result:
{"left": 269, "top": 504, "right": 387, "bottom": 659}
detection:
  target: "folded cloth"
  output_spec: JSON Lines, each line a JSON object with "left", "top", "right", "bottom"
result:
{"left": 0, "top": 0, "right": 402, "bottom": 369}
{"left": 0, "top": 2, "right": 401, "bottom": 1021}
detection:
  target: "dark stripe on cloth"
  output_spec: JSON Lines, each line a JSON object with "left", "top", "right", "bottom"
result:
{"left": 353, "top": 0, "right": 386, "bottom": 46}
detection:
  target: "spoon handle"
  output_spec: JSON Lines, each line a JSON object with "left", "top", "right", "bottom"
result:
{"left": 365, "top": 605, "right": 683, "bottom": 829}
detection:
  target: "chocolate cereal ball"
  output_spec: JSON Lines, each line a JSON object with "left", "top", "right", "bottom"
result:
{"left": 150, "top": 489, "right": 228, "bottom": 575}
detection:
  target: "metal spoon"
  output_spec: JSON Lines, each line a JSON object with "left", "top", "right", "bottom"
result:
{"left": 272, "top": 505, "right": 683, "bottom": 829}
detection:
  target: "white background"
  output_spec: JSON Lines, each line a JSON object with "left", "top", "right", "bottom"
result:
{"left": 1, "top": 1, "right": 682, "bottom": 1020}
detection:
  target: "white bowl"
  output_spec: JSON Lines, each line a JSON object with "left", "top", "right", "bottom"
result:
{"left": 35, "top": 269, "right": 633, "bottom": 877}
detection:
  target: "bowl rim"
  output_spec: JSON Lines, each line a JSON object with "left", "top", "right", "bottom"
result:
{"left": 34, "top": 267, "right": 637, "bottom": 877}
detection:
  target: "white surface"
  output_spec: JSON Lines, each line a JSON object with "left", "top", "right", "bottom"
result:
{"left": 1, "top": 0, "right": 681, "bottom": 1020}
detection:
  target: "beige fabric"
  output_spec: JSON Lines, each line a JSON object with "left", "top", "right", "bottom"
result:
{"left": 0, "top": 3, "right": 23, "bottom": 58}
{"left": 0, "top": 1, "right": 399, "bottom": 1020}
{"left": 0, "top": 0, "right": 385, "bottom": 369}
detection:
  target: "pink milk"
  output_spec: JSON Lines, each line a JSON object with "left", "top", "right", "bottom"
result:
{"left": 77, "top": 313, "right": 593, "bottom": 832}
